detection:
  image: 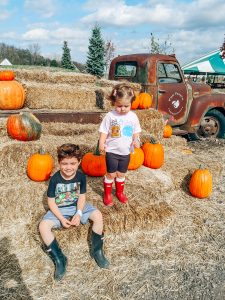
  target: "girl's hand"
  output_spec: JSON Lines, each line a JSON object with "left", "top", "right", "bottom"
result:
{"left": 71, "top": 214, "right": 81, "bottom": 226}
{"left": 99, "top": 142, "right": 106, "bottom": 154}
{"left": 133, "top": 137, "right": 141, "bottom": 148}
{"left": 61, "top": 218, "right": 72, "bottom": 228}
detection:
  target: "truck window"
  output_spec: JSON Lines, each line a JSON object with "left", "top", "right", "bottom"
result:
{"left": 157, "top": 62, "right": 182, "bottom": 83}
{"left": 115, "top": 62, "right": 137, "bottom": 77}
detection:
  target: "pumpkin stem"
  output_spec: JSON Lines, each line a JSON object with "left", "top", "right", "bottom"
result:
{"left": 39, "top": 147, "right": 45, "bottom": 155}
{"left": 149, "top": 136, "right": 157, "bottom": 144}
{"left": 94, "top": 140, "right": 101, "bottom": 156}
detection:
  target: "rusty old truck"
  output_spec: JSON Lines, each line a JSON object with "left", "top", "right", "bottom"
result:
{"left": 108, "top": 53, "right": 225, "bottom": 140}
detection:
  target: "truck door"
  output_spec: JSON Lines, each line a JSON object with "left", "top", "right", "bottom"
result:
{"left": 157, "top": 62, "right": 188, "bottom": 125}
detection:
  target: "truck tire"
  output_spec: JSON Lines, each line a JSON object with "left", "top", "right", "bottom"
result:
{"left": 187, "top": 109, "right": 225, "bottom": 141}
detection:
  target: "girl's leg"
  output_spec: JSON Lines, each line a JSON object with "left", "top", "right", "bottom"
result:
{"left": 115, "top": 171, "right": 128, "bottom": 203}
{"left": 103, "top": 172, "right": 116, "bottom": 206}
{"left": 89, "top": 209, "right": 109, "bottom": 269}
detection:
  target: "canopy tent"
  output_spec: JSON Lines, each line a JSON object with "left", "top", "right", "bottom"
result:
{"left": 0, "top": 58, "right": 12, "bottom": 66}
{"left": 182, "top": 50, "right": 225, "bottom": 75}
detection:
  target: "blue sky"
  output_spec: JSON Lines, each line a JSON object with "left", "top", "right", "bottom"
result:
{"left": 0, "top": 0, "right": 225, "bottom": 65}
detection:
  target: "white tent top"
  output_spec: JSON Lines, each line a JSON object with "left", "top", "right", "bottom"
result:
{"left": 182, "top": 49, "right": 225, "bottom": 75}
{"left": 0, "top": 58, "right": 12, "bottom": 66}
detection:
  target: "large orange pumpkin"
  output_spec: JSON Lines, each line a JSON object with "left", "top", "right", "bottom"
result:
{"left": 189, "top": 167, "right": 213, "bottom": 199}
{"left": 0, "top": 70, "right": 15, "bottom": 81}
{"left": 0, "top": 80, "right": 25, "bottom": 109}
{"left": 142, "top": 138, "right": 164, "bottom": 169}
{"left": 138, "top": 92, "right": 152, "bottom": 109}
{"left": 81, "top": 142, "right": 107, "bottom": 176}
{"left": 131, "top": 95, "right": 140, "bottom": 110}
{"left": 27, "top": 149, "right": 54, "bottom": 182}
{"left": 128, "top": 148, "right": 144, "bottom": 170}
{"left": 163, "top": 124, "right": 173, "bottom": 138}
{"left": 7, "top": 112, "right": 42, "bottom": 141}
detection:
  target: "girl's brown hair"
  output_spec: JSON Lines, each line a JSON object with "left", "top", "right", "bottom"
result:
{"left": 109, "top": 83, "right": 135, "bottom": 105}
{"left": 57, "top": 144, "right": 82, "bottom": 162}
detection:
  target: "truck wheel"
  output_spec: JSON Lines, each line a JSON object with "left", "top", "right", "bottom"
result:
{"left": 187, "top": 109, "right": 225, "bottom": 141}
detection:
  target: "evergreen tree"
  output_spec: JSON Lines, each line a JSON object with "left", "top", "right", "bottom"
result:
{"left": 86, "top": 25, "right": 105, "bottom": 77}
{"left": 61, "top": 41, "right": 75, "bottom": 70}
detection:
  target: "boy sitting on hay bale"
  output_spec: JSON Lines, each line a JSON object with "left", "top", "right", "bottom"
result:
{"left": 39, "top": 143, "right": 109, "bottom": 281}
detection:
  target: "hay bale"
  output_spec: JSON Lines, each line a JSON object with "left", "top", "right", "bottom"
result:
{"left": 13, "top": 69, "right": 96, "bottom": 85}
{"left": 135, "top": 109, "right": 164, "bottom": 141}
{"left": 23, "top": 81, "right": 97, "bottom": 110}
{"left": 95, "top": 80, "right": 142, "bottom": 111}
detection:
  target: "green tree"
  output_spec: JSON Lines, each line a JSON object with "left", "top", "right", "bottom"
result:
{"left": 149, "top": 33, "right": 175, "bottom": 54}
{"left": 86, "top": 25, "right": 105, "bottom": 77}
{"left": 61, "top": 41, "right": 75, "bottom": 70}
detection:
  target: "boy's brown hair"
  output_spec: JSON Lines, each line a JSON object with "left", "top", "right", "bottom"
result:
{"left": 108, "top": 83, "right": 135, "bottom": 105}
{"left": 57, "top": 144, "right": 82, "bottom": 162}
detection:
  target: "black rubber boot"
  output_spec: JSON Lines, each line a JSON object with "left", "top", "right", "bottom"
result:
{"left": 46, "top": 238, "right": 67, "bottom": 281}
{"left": 91, "top": 231, "right": 110, "bottom": 269}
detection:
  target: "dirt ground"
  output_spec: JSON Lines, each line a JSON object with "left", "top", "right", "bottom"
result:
{"left": 0, "top": 125, "right": 225, "bottom": 299}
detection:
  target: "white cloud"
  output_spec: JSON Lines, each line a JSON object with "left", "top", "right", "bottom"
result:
{"left": 25, "top": 0, "right": 57, "bottom": 18}
{"left": 0, "top": 10, "right": 10, "bottom": 20}
{"left": 22, "top": 28, "right": 50, "bottom": 40}
{"left": 0, "top": 0, "right": 9, "bottom": 5}
{"left": 81, "top": 0, "right": 225, "bottom": 29}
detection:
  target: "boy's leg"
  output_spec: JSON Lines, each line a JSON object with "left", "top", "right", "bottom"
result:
{"left": 39, "top": 219, "right": 67, "bottom": 281}
{"left": 88, "top": 210, "right": 110, "bottom": 269}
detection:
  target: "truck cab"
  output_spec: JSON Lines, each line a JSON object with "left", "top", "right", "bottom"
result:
{"left": 109, "top": 53, "right": 225, "bottom": 140}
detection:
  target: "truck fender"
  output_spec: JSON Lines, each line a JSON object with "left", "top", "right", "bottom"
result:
{"left": 184, "top": 93, "right": 225, "bottom": 130}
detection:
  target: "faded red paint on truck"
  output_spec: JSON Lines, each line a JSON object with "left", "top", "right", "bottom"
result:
{"left": 109, "top": 53, "right": 225, "bottom": 139}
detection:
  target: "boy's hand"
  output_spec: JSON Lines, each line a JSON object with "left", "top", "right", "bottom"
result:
{"left": 71, "top": 214, "right": 81, "bottom": 226}
{"left": 61, "top": 218, "right": 72, "bottom": 228}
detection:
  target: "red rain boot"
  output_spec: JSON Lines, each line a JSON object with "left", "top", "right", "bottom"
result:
{"left": 115, "top": 179, "right": 128, "bottom": 204}
{"left": 103, "top": 181, "right": 114, "bottom": 206}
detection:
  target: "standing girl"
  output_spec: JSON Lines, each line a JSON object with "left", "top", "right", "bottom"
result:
{"left": 99, "top": 84, "right": 141, "bottom": 206}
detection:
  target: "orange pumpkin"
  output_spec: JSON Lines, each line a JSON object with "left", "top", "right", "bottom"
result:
{"left": 27, "top": 149, "right": 54, "bottom": 182}
{"left": 7, "top": 112, "right": 42, "bottom": 141}
{"left": 163, "top": 124, "right": 173, "bottom": 138}
{"left": 189, "top": 167, "right": 213, "bottom": 199}
{"left": 128, "top": 148, "right": 144, "bottom": 170}
{"left": 0, "top": 70, "right": 15, "bottom": 81}
{"left": 131, "top": 95, "right": 140, "bottom": 110}
{"left": 81, "top": 142, "right": 107, "bottom": 176}
{"left": 142, "top": 137, "right": 164, "bottom": 169}
{"left": 138, "top": 92, "right": 152, "bottom": 109}
{"left": 0, "top": 80, "right": 25, "bottom": 109}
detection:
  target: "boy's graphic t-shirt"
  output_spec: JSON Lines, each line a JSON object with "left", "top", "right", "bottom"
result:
{"left": 99, "top": 110, "right": 141, "bottom": 155}
{"left": 47, "top": 170, "right": 86, "bottom": 207}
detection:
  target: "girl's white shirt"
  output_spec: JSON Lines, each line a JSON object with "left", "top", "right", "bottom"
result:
{"left": 99, "top": 110, "right": 141, "bottom": 155}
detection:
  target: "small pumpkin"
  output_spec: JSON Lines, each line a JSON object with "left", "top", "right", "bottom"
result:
{"left": 0, "top": 70, "right": 15, "bottom": 81}
{"left": 7, "top": 112, "right": 42, "bottom": 141}
{"left": 81, "top": 142, "right": 107, "bottom": 176}
{"left": 128, "top": 148, "right": 144, "bottom": 170}
{"left": 163, "top": 124, "right": 173, "bottom": 138}
{"left": 27, "top": 149, "right": 54, "bottom": 182}
{"left": 138, "top": 92, "right": 152, "bottom": 109}
{"left": 142, "top": 137, "right": 164, "bottom": 169}
{"left": 0, "top": 80, "right": 25, "bottom": 109}
{"left": 131, "top": 95, "right": 140, "bottom": 110}
{"left": 189, "top": 167, "right": 212, "bottom": 199}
